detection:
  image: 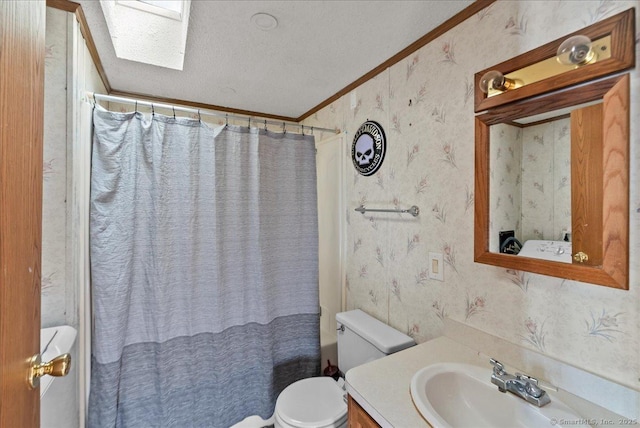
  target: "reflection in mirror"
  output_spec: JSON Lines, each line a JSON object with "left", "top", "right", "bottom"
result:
{"left": 487, "top": 100, "right": 606, "bottom": 263}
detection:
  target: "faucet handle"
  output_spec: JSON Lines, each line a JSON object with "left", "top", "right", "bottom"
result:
{"left": 526, "top": 382, "right": 545, "bottom": 398}
{"left": 516, "top": 373, "right": 537, "bottom": 385}
{"left": 517, "top": 373, "right": 545, "bottom": 398}
{"left": 489, "top": 358, "right": 505, "bottom": 375}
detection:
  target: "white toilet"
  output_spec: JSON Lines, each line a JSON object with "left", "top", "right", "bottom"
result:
{"left": 273, "top": 309, "right": 415, "bottom": 428}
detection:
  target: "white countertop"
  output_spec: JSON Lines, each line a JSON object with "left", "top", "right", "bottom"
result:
{"left": 345, "top": 321, "right": 637, "bottom": 427}
{"left": 345, "top": 336, "right": 485, "bottom": 427}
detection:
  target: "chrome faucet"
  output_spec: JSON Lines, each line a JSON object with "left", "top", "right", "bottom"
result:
{"left": 489, "top": 358, "right": 550, "bottom": 407}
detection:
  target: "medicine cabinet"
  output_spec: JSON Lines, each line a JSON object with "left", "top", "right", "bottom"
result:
{"left": 474, "top": 8, "right": 634, "bottom": 289}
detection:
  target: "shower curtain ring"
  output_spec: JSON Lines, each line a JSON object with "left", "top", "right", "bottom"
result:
{"left": 248, "top": 117, "right": 251, "bottom": 129}
{"left": 301, "top": 125, "right": 305, "bottom": 135}
{"left": 151, "top": 103, "right": 155, "bottom": 117}
{"left": 172, "top": 106, "right": 176, "bottom": 119}
{"left": 198, "top": 109, "right": 201, "bottom": 123}
{"left": 282, "top": 122, "right": 286, "bottom": 134}
{"left": 134, "top": 101, "right": 138, "bottom": 112}
{"left": 311, "top": 126, "right": 314, "bottom": 135}
{"left": 92, "top": 93, "right": 97, "bottom": 105}
{"left": 264, "top": 119, "right": 267, "bottom": 131}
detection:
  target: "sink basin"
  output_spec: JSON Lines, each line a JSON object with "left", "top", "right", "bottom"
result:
{"left": 410, "top": 362, "right": 588, "bottom": 428}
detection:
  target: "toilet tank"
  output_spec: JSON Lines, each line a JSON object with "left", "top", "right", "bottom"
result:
{"left": 336, "top": 309, "right": 415, "bottom": 374}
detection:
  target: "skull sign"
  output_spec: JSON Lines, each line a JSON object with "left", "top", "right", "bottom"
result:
{"left": 351, "top": 121, "right": 386, "bottom": 176}
{"left": 355, "top": 134, "right": 375, "bottom": 166}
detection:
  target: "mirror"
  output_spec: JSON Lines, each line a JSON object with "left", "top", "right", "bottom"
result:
{"left": 489, "top": 113, "right": 573, "bottom": 263}
{"left": 475, "top": 74, "right": 629, "bottom": 289}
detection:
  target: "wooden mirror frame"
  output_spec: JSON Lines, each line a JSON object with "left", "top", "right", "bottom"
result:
{"left": 474, "top": 8, "right": 635, "bottom": 113}
{"left": 474, "top": 74, "right": 629, "bottom": 289}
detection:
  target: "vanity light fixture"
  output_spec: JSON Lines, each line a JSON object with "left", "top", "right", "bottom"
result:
{"left": 479, "top": 70, "right": 517, "bottom": 93}
{"left": 474, "top": 8, "right": 633, "bottom": 112}
{"left": 479, "top": 34, "right": 605, "bottom": 97}
{"left": 556, "top": 35, "right": 596, "bottom": 66}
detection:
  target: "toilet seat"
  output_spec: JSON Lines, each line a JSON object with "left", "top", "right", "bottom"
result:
{"left": 274, "top": 377, "right": 347, "bottom": 428}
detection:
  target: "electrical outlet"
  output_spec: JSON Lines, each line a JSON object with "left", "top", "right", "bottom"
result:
{"left": 428, "top": 252, "right": 444, "bottom": 281}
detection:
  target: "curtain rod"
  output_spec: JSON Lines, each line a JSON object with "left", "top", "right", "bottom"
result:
{"left": 85, "top": 92, "right": 339, "bottom": 134}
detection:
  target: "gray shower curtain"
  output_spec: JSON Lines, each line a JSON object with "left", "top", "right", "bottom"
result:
{"left": 88, "top": 106, "right": 320, "bottom": 427}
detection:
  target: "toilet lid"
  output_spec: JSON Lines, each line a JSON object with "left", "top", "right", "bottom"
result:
{"left": 276, "top": 377, "right": 347, "bottom": 428}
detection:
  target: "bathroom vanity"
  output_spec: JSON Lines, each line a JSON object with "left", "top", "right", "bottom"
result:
{"left": 347, "top": 396, "right": 380, "bottom": 428}
{"left": 345, "top": 319, "right": 638, "bottom": 427}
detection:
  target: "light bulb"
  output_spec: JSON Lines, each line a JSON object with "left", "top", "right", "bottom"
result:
{"left": 479, "top": 70, "right": 516, "bottom": 93}
{"left": 556, "top": 35, "right": 596, "bottom": 65}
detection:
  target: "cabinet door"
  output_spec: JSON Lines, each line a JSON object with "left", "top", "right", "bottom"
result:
{"left": 347, "top": 395, "right": 381, "bottom": 428}
{"left": 571, "top": 103, "right": 603, "bottom": 266}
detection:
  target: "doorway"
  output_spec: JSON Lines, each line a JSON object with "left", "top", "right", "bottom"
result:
{"left": 316, "top": 133, "right": 347, "bottom": 370}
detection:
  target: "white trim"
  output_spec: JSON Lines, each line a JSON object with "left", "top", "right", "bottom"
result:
{"left": 70, "top": 13, "right": 106, "bottom": 426}
{"left": 315, "top": 133, "right": 348, "bottom": 319}
{"left": 68, "top": 16, "right": 85, "bottom": 428}
{"left": 338, "top": 133, "right": 347, "bottom": 312}
{"left": 116, "top": 0, "right": 183, "bottom": 21}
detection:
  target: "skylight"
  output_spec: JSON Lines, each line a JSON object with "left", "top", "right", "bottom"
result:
{"left": 139, "top": 0, "right": 182, "bottom": 14}
{"left": 117, "top": 0, "right": 184, "bottom": 21}
{"left": 100, "top": 0, "right": 191, "bottom": 70}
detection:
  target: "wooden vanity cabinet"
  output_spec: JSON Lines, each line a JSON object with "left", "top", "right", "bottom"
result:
{"left": 347, "top": 395, "right": 381, "bottom": 428}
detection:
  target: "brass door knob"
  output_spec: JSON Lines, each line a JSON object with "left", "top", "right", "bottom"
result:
{"left": 573, "top": 251, "right": 589, "bottom": 263}
{"left": 27, "top": 353, "right": 71, "bottom": 389}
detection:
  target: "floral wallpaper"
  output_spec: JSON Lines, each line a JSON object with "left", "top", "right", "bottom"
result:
{"left": 42, "top": 7, "right": 70, "bottom": 328}
{"left": 521, "top": 118, "right": 571, "bottom": 242}
{"left": 489, "top": 117, "right": 571, "bottom": 251}
{"left": 42, "top": 7, "right": 107, "bottom": 328}
{"left": 490, "top": 123, "right": 522, "bottom": 252}
{"left": 303, "top": 0, "right": 640, "bottom": 398}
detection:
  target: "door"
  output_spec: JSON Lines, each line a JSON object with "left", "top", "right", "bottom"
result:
{"left": 316, "top": 133, "right": 346, "bottom": 346}
{"left": 571, "top": 103, "right": 604, "bottom": 266}
{"left": 0, "top": 1, "right": 46, "bottom": 427}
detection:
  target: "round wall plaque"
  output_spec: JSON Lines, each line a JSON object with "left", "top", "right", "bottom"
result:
{"left": 351, "top": 121, "right": 386, "bottom": 176}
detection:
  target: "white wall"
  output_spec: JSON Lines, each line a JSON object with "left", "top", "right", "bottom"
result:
{"left": 43, "top": 7, "right": 71, "bottom": 329}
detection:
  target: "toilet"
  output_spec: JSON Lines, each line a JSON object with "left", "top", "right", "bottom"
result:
{"left": 273, "top": 309, "right": 415, "bottom": 428}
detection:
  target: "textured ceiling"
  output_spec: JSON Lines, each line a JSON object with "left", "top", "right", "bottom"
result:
{"left": 78, "top": 1, "right": 475, "bottom": 118}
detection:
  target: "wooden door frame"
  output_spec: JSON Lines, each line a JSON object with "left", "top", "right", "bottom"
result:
{"left": 0, "top": 1, "right": 46, "bottom": 427}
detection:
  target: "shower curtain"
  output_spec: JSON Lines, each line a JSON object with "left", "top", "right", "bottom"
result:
{"left": 88, "top": 106, "right": 320, "bottom": 427}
